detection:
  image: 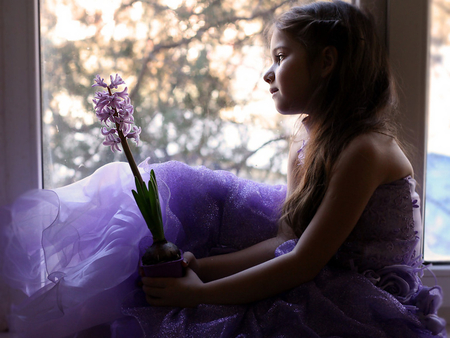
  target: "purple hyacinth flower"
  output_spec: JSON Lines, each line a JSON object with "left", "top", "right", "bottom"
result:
{"left": 101, "top": 127, "right": 117, "bottom": 136}
{"left": 126, "top": 126, "right": 141, "bottom": 145}
{"left": 92, "top": 74, "right": 108, "bottom": 88}
{"left": 115, "top": 87, "right": 129, "bottom": 99}
{"left": 109, "top": 74, "right": 126, "bottom": 89}
{"left": 103, "top": 133, "right": 121, "bottom": 152}
{"left": 92, "top": 74, "right": 140, "bottom": 151}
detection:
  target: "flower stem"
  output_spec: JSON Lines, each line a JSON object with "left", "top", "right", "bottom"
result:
{"left": 118, "top": 128, "right": 144, "bottom": 187}
{"left": 107, "top": 86, "right": 144, "bottom": 186}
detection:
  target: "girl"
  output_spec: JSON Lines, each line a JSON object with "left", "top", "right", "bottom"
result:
{"left": 0, "top": 1, "right": 446, "bottom": 337}
{"left": 138, "top": 1, "right": 447, "bottom": 337}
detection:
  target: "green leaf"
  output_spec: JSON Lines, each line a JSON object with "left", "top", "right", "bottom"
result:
{"left": 132, "top": 185, "right": 152, "bottom": 226}
{"left": 132, "top": 173, "right": 165, "bottom": 242}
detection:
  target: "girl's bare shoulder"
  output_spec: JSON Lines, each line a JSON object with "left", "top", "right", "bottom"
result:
{"left": 336, "top": 132, "right": 413, "bottom": 185}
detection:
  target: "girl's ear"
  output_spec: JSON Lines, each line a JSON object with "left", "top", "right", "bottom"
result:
{"left": 320, "top": 46, "right": 338, "bottom": 78}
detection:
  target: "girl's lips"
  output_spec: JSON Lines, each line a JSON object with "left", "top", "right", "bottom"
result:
{"left": 270, "top": 88, "right": 279, "bottom": 94}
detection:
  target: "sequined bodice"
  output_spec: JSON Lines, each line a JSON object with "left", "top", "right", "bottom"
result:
{"left": 333, "top": 177, "right": 422, "bottom": 272}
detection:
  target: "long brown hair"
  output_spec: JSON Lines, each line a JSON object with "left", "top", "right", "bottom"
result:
{"left": 277, "top": 1, "right": 399, "bottom": 237}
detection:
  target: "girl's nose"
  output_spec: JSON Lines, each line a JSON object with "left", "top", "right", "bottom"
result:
{"left": 263, "top": 68, "right": 275, "bottom": 84}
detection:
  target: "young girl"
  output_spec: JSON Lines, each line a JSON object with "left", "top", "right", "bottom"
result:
{"left": 137, "top": 1, "right": 447, "bottom": 336}
{"left": 0, "top": 1, "right": 446, "bottom": 337}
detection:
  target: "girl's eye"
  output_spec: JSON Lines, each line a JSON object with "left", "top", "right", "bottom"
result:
{"left": 276, "top": 54, "right": 285, "bottom": 64}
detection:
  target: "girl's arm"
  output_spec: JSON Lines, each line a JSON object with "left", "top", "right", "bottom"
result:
{"left": 192, "top": 229, "right": 293, "bottom": 282}
{"left": 143, "top": 135, "right": 412, "bottom": 307}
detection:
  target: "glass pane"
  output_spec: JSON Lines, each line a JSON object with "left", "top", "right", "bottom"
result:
{"left": 425, "top": 0, "right": 450, "bottom": 261}
{"left": 39, "top": 0, "right": 294, "bottom": 189}
{"left": 40, "top": 0, "right": 352, "bottom": 189}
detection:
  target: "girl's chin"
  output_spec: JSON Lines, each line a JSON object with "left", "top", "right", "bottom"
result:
{"left": 276, "top": 109, "right": 302, "bottom": 116}
{"left": 274, "top": 102, "right": 304, "bottom": 116}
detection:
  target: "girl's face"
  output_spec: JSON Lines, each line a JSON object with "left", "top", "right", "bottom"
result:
{"left": 264, "top": 29, "right": 319, "bottom": 115}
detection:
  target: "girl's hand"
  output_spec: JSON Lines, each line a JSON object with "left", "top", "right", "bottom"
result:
{"left": 142, "top": 268, "right": 204, "bottom": 308}
{"left": 182, "top": 251, "right": 200, "bottom": 275}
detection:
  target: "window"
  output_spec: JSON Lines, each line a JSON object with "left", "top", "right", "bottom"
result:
{"left": 39, "top": 0, "right": 299, "bottom": 189}
{"left": 424, "top": 0, "right": 450, "bottom": 262}
{"left": 39, "top": 0, "right": 353, "bottom": 189}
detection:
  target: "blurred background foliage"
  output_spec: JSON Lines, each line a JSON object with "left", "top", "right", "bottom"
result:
{"left": 40, "top": 0, "right": 319, "bottom": 188}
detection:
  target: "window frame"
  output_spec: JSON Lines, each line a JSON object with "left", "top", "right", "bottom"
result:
{"left": 0, "top": 0, "right": 448, "bottom": 324}
{"left": 0, "top": 0, "right": 42, "bottom": 207}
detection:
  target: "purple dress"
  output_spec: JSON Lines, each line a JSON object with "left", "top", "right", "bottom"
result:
{"left": 0, "top": 160, "right": 446, "bottom": 337}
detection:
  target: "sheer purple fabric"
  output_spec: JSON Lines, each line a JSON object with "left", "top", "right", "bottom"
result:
{"left": 0, "top": 160, "right": 446, "bottom": 337}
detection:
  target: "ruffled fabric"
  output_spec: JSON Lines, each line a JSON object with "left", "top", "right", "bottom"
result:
{"left": 0, "top": 160, "right": 446, "bottom": 337}
{"left": 0, "top": 161, "right": 285, "bottom": 337}
{"left": 1, "top": 163, "right": 149, "bottom": 337}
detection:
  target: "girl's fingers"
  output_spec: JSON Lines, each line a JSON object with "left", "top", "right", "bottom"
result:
{"left": 143, "top": 285, "right": 165, "bottom": 298}
{"left": 183, "top": 251, "right": 194, "bottom": 263}
{"left": 141, "top": 277, "right": 167, "bottom": 288}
